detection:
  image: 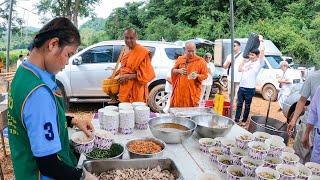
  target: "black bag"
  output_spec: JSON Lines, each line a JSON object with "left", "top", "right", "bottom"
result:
{"left": 242, "top": 32, "right": 260, "bottom": 59}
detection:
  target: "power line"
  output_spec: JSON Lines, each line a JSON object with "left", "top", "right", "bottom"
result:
{"left": 15, "top": 5, "right": 47, "bottom": 19}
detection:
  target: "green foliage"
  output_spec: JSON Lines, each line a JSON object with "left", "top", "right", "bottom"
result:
{"left": 80, "top": 18, "right": 106, "bottom": 31}
{"left": 0, "top": 49, "right": 28, "bottom": 65}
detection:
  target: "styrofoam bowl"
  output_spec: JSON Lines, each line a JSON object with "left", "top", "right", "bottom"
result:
{"left": 248, "top": 141, "right": 270, "bottom": 160}
{"left": 306, "top": 162, "right": 320, "bottom": 176}
{"left": 230, "top": 147, "right": 248, "bottom": 165}
{"left": 297, "top": 164, "right": 312, "bottom": 180}
{"left": 70, "top": 131, "right": 95, "bottom": 153}
{"left": 283, "top": 146, "right": 295, "bottom": 154}
{"left": 199, "top": 138, "right": 217, "bottom": 153}
{"left": 241, "top": 156, "right": 264, "bottom": 177}
{"left": 265, "top": 139, "right": 285, "bottom": 157}
{"left": 209, "top": 146, "right": 224, "bottom": 162}
{"left": 93, "top": 129, "right": 114, "bottom": 150}
{"left": 276, "top": 164, "right": 299, "bottom": 180}
{"left": 270, "top": 135, "right": 284, "bottom": 143}
{"left": 221, "top": 139, "right": 236, "bottom": 155}
{"left": 253, "top": 132, "right": 272, "bottom": 142}
{"left": 280, "top": 152, "right": 300, "bottom": 166}
{"left": 217, "top": 155, "right": 233, "bottom": 173}
{"left": 235, "top": 133, "right": 255, "bottom": 149}
{"left": 263, "top": 156, "right": 283, "bottom": 169}
{"left": 255, "top": 166, "right": 280, "bottom": 180}
{"left": 226, "top": 165, "right": 245, "bottom": 179}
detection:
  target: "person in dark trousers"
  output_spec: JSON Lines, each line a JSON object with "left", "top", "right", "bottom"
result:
{"left": 7, "top": 17, "right": 97, "bottom": 180}
{"left": 235, "top": 35, "right": 265, "bottom": 127}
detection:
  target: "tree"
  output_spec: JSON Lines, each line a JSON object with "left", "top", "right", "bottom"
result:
{"left": 80, "top": 18, "right": 106, "bottom": 31}
{"left": 0, "top": 0, "right": 24, "bottom": 38}
{"left": 35, "top": 0, "right": 101, "bottom": 27}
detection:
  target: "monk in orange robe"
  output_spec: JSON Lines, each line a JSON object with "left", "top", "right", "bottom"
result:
{"left": 117, "top": 28, "right": 156, "bottom": 103}
{"left": 170, "top": 42, "right": 208, "bottom": 107}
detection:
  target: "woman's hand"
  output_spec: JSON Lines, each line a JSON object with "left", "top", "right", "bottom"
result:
{"left": 72, "top": 118, "right": 94, "bottom": 137}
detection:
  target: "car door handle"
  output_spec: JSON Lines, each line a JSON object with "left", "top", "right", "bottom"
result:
{"left": 105, "top": 67, "right": 114, "bottom": 70}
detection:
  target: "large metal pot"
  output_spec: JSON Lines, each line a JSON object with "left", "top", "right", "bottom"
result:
{"left": 191, "top": 114, "right": 234, "bottom": 138}
{"left": 248, "top": 115, "right": 290, "bottom": 144}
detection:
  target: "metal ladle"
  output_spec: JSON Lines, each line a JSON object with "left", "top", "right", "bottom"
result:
{"left": 264, "top": 89, "right": 273, "bottom": 127}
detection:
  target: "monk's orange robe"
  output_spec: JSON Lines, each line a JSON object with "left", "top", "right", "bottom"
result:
{"left": 170, "top": 55, "right": 208, "bottom": 107}
{"left": 119, "top": 44, "right": 156, "bottom": 103}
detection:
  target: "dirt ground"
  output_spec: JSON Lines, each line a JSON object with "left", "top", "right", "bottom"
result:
{"left": 0, "top": 74, "right": 288, "bottom": 179}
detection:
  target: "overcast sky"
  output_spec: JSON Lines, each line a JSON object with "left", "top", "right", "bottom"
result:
{"left": 15, "top": 0, "right": 143, "bottom": 28}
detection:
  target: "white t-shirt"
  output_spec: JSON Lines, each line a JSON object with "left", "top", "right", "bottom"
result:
{"left": 226, "top": 52, "right": 243, "bottom": 82}
{"left": 17, "top": 59, "right": 22, "bottom": 69}
{"left": 280, "top": 70, "right": 293, "bottom": 96}
{"left": 239, "top": 58, "right": 265, "bottom": 88}
{"left": 202, "top": 62, "right": 215, "bottom": 86}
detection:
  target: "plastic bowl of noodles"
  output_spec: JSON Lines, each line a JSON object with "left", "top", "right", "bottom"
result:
{"left": 70, "top": 131, "right": 95, "bottom": 154}
{"left": 255, "top": 166, "right": 280, "bottom": 180}
{"left": 93, "top": 129, "right": 114, "bottom": 150}
{"left": 276, "top": 164, "right": 299, "bottom": 180}
{"left": 226, "top": 165, "right": 245, "bottom": 179}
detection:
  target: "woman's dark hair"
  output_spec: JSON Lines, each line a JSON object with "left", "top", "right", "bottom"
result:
{"left": 250, "top": 48, "right": 260, "bottom": 55}
{"left": 32, "top": 17, "right": 80, "bottom": 49}
{"left": 174, "top": 51, "right": 183, "bottom": 59}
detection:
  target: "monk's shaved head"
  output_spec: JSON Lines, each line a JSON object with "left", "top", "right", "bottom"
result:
{"left": 124, "top": 27, "right": 138, "bottom": 49}
{"left": 185, "top": 41, "right": 196, "bottom": 59}
{"left": 124, "top": 27, "right": 137, "bottom": 36}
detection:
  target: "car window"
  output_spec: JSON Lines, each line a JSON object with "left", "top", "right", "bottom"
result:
{"left": 164, "top": 48, "right": 185, "bottom": 60}
{"left": 81, "top": 45, "right": 114, "bottom": 63}
{"left": 145, "top": 46, "right": 156, "bottom": 57}
{"left": 265, "top": 55, "right": 282, "bottom": 69}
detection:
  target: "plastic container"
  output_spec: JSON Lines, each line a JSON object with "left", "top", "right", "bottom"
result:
{"left": 205, "top": 100, "right": 231, "bottom": 117}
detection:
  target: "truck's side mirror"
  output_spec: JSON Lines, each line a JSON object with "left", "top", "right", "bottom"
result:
{"left": 72, "top": 57, "right": 83, "bottom": 65}
{"left": 263, "top": 64, "right": 268, "bottom": 69}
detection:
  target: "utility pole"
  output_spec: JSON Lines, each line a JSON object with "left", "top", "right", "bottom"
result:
{"left": 229, "top": 0, "right": 235, "bottom": 119}
{"left": 6, "top": 0, "right": 14, "bottom": 72}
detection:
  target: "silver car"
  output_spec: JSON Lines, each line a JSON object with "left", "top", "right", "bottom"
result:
{"left": 56, "top": 40, "right": 184, "bottom": 112}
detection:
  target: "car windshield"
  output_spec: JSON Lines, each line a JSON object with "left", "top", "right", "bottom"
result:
{"left": 165, "top": 48, "right": 185, "bottom": 60}
{"left": 265, "top": 55, "right": 282, "bottom": 69}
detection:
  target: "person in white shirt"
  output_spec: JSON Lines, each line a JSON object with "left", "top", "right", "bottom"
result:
{"left": 200, "top": 53, "right": 215, "bottom": 102}
{"left": 16, "top": 54, "right": 23, "bottom": 69}
{"left": 163, "top": 51, "right": 183, "bottom": 113}
{"left": 235, "top": 35, "right": 265, "bottom": 126}
{"left": 223, "top": 40, "right": 242, "bottom": 105}
{"left": 277, "top": 60, "right": 293, "bottom": 110}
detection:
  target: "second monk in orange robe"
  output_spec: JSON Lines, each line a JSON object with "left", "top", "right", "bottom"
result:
{"left": 170, "top": 42, "right": 208, "bottom": 107}
{"left": 118, "top": 28, "right": 156, "bottom": 103}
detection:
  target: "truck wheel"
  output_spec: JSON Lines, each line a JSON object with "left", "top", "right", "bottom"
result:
{"left": 148, "top": 84, "right": 168, "bottom": 112}
{"left": 262, "top": 84, "right": 278, "bottom": 101}
{"left": 56, "top": 84, "right": 71, "bottom": 111}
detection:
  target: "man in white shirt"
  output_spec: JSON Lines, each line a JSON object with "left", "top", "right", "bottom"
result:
{"left": 16, "top": 54, "right": 23, "bottom": 69}
{"left": 235, "top": 35, "right": 265, "bottom": 126}
{"left": 200, "top": 53, "right": 215, "bottom": 102}
{"left": 223, "top": 40, "right": 243, "bottom": 105}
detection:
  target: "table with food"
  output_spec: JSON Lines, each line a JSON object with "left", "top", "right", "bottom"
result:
{"left": 69, "top": 103, "right": 320, "bottom": 180}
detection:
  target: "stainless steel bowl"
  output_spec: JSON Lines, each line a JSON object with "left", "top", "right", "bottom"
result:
{"left": 191, "top": 114, "right": 234, "bottom": 138}
{"left": 148, "top": 116, "right": 197, "bottom": 144}
{"left": 126, "top": 137, "right": 166, "bottom": 159}
{"left": 84, "top": 143, "right": 125, "bottom": 160}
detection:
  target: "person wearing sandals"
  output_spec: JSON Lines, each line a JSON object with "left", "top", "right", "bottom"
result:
{"left": 235, "top": 35, "right": 265, "bottom": 127}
